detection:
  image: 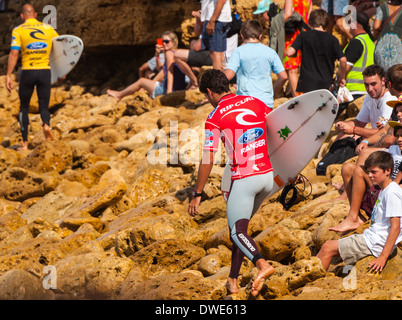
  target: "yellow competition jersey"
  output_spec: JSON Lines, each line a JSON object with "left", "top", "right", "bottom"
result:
{"left": 11, "top": 18, "right": 59, "bottom": 70}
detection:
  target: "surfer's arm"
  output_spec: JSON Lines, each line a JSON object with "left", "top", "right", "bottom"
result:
{"left": 6, "top": 49, "right": 19, "bottom": 92}
{"left": 188, "top": 150, "right": 214, "bottom": 216}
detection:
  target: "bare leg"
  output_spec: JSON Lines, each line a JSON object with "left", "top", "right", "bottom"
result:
{"left": 175, "top": 58, "right": 198, "bottom": 89}
{"left": 43, "top": 123, "right": 54, "bottom": 141}
{"left": 210, "top": 51, "right": 224, "bottom": 70}
{"left": 225, "top": 278, "right": 239, "bottom": 294}
{"left": 331, "top": 162, "right": 355, "bottom": 202}
{"left": 329, "top": 164, "right": 372, "bottom": 232}
{"left": 18, "top": 141, "right": 29, "bottom": 151}
{"left": 317, "top": 240, "right": 339, "bottom": 271}
{"left": 251, "top": 259, "right": 275, "bottom": 297}
{"left": 107, "top": 78, "right": 157, "bottom": 101}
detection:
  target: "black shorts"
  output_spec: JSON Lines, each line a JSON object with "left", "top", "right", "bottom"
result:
{"left": 187, "top": 50, "right": 212, "bottom": 68}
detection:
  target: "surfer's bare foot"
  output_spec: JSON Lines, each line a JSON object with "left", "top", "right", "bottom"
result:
{"left": 328, "top": 217, "right": 363, "bottom": 233}
{"left": 251, "top": 259, "right": 275, "bottom": 297}
{"left": 225, "top": 278, "right": 239, "bottom": 294}
{"left": 107, "top": 89, "right": 122, "bottom": 101}
{"left": 43, "top": 124, "right": 54, "bottom": 141}
{"left": 17, "top": 141, "right": 29, "bottom": 151}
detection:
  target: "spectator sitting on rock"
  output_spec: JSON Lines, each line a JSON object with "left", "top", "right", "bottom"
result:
{"left": 329, "top": 96, "right": 402, "bottom": 234}
{"left": 316, "top": 64, "right": 396, "bottom": 176}
{"left": 317, "top": 150, "right": 402, "bottom": 272}
{"left": 107, "top": 31, "right": 187, "bottom": 101}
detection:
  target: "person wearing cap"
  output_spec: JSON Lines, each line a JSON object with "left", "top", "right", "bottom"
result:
{"left": 336, "top": 11, "right": 375, "bottom": 114}
{"left": 253, "top": 0, "right": 295, "bottom": 61}
{"left": 253, "top": 0, "right": 275, "bottom": 21}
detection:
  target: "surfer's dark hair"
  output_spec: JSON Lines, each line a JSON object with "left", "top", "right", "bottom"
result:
{"left": 199, "top": 69, "right": 230, "bottom": 95}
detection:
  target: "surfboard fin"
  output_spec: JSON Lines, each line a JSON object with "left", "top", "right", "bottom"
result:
{"left": 315, "top": 131, "right": 326, "bottom": 141}
{"left": 287, "top": 100, "right": 299, "bottom": 110}
{"left": 317, "top": 103, "right": 326, "bottom": 111}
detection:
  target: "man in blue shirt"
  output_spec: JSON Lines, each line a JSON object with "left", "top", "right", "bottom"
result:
{"left": 224, "top": 19, "right": 287, "bottom": 109}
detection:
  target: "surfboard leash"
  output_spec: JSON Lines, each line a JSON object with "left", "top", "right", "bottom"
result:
{"left": 279, "top": 173, "right": 312, "bottom": 211}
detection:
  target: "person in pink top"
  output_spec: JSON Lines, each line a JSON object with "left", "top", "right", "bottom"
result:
{"left": 188, "top": 69, "right": 275, "bottom": 297}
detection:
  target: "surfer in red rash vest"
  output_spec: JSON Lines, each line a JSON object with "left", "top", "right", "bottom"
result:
{"left": 188, "top": 69, "right": 275, "bottom": 296}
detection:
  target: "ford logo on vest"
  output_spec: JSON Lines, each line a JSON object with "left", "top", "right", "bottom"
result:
{"left": 237, "top": 128, "right": 264, "bottom": 144}
{"left": 27, "top": 42, "right": 48, "bottom": 50}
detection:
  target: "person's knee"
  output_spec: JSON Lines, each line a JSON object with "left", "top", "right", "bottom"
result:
{"left": 320, "top": 240, "right": 338, "bottom": 256}
{"left": 341, "top": 162, "right": 355, "bottom": 180}
{"left": 174, "top": 49, "right": 188, "bottom": 62}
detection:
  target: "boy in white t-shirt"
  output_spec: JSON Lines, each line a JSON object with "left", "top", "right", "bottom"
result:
{"left": 317, "top": 150, "right": 402, "bottom": 272}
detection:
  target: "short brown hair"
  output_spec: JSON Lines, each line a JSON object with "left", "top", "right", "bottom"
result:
{"left": 364, "top": 150, "right": 394, "bottom": 173}
{"left": 240, "top": 19, "right": 263, "bottom": 40}
{"left": 386, "top": 64, "right": 402, "bottom": 92}
{"left": 363, "top": 64, "right": 385, "bottom": 79}
{"left": 308, "top": 9, "right": 329, "bottom": 29}
{"left": 394, "top": 126, "right": 402, "bottom": 137}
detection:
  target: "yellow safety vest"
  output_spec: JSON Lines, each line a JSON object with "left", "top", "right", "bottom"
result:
{"left": 344, "top": 33, "right": 375, "bottom": 92}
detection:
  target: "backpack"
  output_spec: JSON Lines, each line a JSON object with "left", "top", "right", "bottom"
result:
{"left": 226, "top": 0, "right": 242, "bottom": 38}
{"left": 316, "top": 137, "right": 361, "bottom": 176}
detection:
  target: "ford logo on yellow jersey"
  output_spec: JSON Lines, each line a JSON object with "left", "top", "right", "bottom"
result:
{"left": 238, "top": 128, "right": 264, "bottom": 145}
{"left": 27, "top": 42, "right": 48, "bottom": 50}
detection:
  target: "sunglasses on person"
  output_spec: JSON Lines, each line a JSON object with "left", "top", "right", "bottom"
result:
{"left": 162, "top": 39, "right": 171, "bottom": 44}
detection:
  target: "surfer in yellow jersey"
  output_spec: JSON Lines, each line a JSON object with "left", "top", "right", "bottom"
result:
{"left": 6, "top": 4, "right": 59, "bottom": 151}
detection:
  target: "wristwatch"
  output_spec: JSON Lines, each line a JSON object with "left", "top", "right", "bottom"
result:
{"left": 192, "top": 190, "right": 203, "bottom": 198}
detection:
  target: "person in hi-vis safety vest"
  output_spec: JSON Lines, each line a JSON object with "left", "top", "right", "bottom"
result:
{"left": 337, "top": 11, "right": 375, "bottom": 110}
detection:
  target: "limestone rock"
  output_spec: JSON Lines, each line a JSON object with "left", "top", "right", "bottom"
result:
{"left": 313, "top": 202, "right": 350, "bottom": 249}
{"left": 0, "top": 269, "right": 54, "bottom": 300}
{"left": 0, "top": 167, "right": 58, "bottom": 202}
{"left": 255, "top": 224, "right": 300, "bottom": 262}
{"left": 119, "top": 272, "right": 226, "bottom": 300}
{"left": 130, "top": 213, "right": 198, "bottom": 251}
{"left": 21, "top": 191, "right": 84, "bottom": 224}
{"left": 52, "top": 252, "right": 111, "bottom": 299}
{"left": 85, "top": 255, "right": 134, "bottom": 299}
{"left": 129, "top": 239, "right": 205, "bottom": 279}
{"left": 18, "top": 140, "right": 73, "bottom": 174}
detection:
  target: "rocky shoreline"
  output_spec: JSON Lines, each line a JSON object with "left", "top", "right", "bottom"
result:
{"left": 0, "top": 74, "right": 401, "bottom": 300}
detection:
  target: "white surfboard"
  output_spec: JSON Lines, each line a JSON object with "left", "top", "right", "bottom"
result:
{"left": 221, "top": 89, "right": 339, "bottom": 201}
{"left": 50, "top": 35, "right": 84, "bottom": 84}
